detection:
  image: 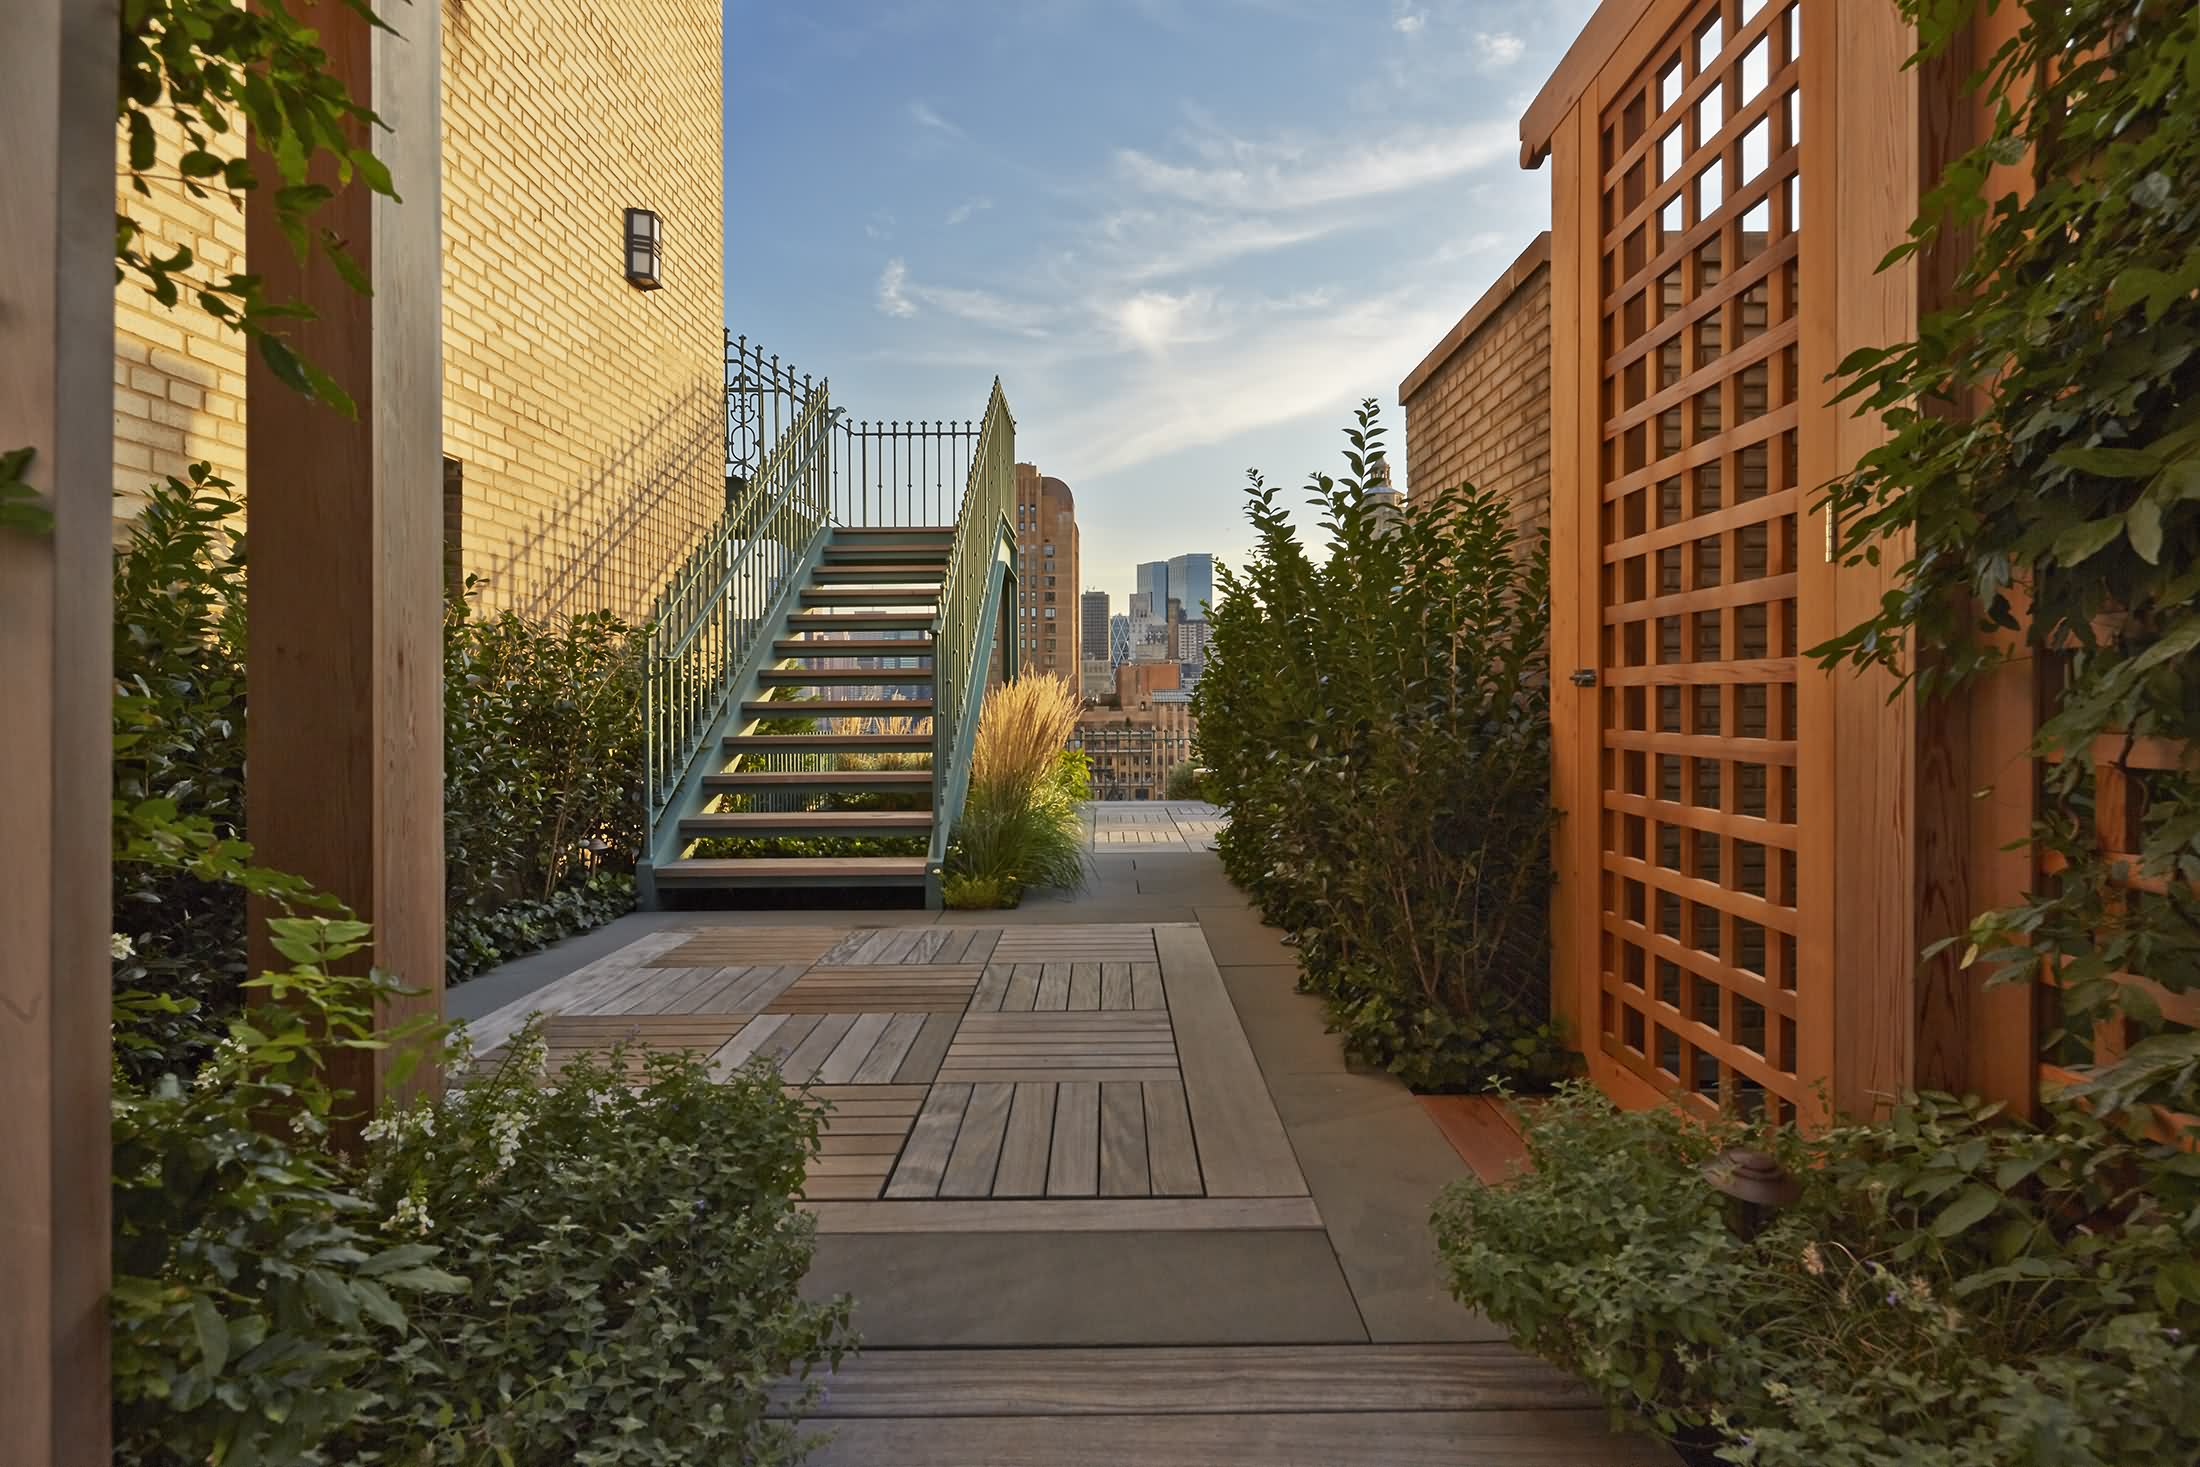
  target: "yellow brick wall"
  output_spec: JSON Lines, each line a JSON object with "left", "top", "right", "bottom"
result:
{"left": 111, "top": 0, "right": 727, "bottom": 622}
{"left": 112, "top": 112, "right": 250, "bottom": 517}
{"left": 440, "top": 0, "right": 725, "bottom": 619}
{"left": 1399, "top": 235, "right": 1553, "bottom": 537}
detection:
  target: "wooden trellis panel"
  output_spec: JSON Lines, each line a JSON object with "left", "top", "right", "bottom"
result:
{"left": 1580, "top": 0, "right": 1810, "bottom": 1120}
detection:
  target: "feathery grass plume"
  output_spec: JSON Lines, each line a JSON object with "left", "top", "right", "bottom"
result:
{"left": 948, "top": 674, "right": 1089, "bottom": 903}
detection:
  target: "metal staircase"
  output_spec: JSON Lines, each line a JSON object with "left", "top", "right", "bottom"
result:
{"left": 636, "top": 338, "right": 1017, "bottom": 909}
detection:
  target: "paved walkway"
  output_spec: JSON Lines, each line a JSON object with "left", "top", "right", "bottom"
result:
{"left": 449, "top": 804, "right": 1671, "bottom": 1466}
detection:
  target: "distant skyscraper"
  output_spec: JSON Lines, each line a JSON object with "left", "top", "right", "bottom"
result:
{"left": 1166, "top": 553, "right": 1214, "bottom": 620}
{"left": 1012, "top": 464, "right": 1079, "bottom": 679}
{"left": 1135, "top": 560, "right": 1169, "bottom": 613}
{"left": 1108, "top": 613, "right": 1130, "bottom": 666}
{"left": 1080, "top": 590, "right": 1109, "bottom": 664}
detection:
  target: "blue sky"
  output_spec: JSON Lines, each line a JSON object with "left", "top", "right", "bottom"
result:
{"left": 723, "top": 0, "right": 1597, "bottom": 609}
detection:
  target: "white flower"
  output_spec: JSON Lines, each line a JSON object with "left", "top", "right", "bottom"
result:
{"left": 111, "top": 932, "right": 135, "bottom": 961}
{"left": 385, "top": 1192, "right": 432, "bottom": 1235}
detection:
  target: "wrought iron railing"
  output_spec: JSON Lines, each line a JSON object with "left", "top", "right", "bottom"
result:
{"left": 927, "top": 379, "right": 1017, "bottom": 877}
{"left": 640, "top": 337, "right": 1015, "bottom": 887}
{"left": 646, "top": 391, "right": 832, "bottom": 826}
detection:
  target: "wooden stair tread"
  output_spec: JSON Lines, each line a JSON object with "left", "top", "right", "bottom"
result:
{"left": 813, "top": 564, "right": 952, "bottom": 576}
{"left": 723, "top": 732, "right": 933, "bottom": 749}
{"left": 744, "top": 699, "right": 933, "bottom": 716}
{"left": 787, "top": 612, "right": 934, "bottom": 626}
{"left": 682, "top": 811, "right": 934, "bottom": 831}
{"left": 657, "top": 857, "right": 931, "bottom": 880}
{"left": 774, "top": 638, "right": 937, "bottom": 657}
{"left": 832, "top": 525, "right": 956, "bottom": 535}
{"left": 758, "top": 668, "right": 935, "bottom": 683}
{"left": 705, "top": 770, "right": 932, "bottom": 787}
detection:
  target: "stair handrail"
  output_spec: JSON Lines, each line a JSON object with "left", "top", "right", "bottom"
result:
{"left": 926, "top": 379, "right": 1017, "bottom": 889}
{"left": 643, "top": 390, "right": 834, "bottom": 829}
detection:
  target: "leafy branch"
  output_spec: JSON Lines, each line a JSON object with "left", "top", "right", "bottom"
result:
{"left": 1816, "top": 0, "right": 2200, "bottom": 1115}
{"left": 117, "top": 0, "right": 400, "bottom": 413}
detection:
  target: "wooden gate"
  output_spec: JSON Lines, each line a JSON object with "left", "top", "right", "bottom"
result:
{"left": 1533, "top": 0, "right": 2045, "bottom": 1123}
{"left": 1546, "top": 0, "right": 1813, "bottom": 1122}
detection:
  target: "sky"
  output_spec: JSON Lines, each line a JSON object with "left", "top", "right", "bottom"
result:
{"left": 722, "top": 0, "right": 1598, "bottom": 610}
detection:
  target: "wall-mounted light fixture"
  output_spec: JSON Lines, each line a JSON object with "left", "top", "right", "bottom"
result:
{"left": 624, "top": 207, "right": 663, "bottom": 290}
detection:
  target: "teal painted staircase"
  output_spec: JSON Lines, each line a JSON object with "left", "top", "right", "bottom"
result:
{"left": 637, "top": 352, "right": 1017, "bottom": 910}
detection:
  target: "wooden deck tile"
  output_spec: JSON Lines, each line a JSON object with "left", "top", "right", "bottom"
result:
{"left": 774, "top": 1344, "right": 1605, "bottom": 1417}
{"left": 801, "top": 1197, "right": 1324, "bottom": 1233}
{"left": 893, "top": 1013, "right": 960, "bottom": 1085}
{"left": 1098, "top": 1082, "right": 1150, "bottom": 1197}
{"left": 992, "top": 1082, "right": 1055, "bottom": 1197}
{"left": 885, "top": 1084, "right": 972, "bottom": 1198}
{"left": 939, "top": 1082, "right": 1014, "bottom": 1197}
{"left": 1142, "top": 1079, "right": 1203, "bottom": 1196}
{"left": 1045, "top": 1082, "right": 1100, "bottom": 1197}
{"left": 1034, "top": 961, "right": 1071, "bottom": 1011}
{"left": 851, "top": 1013, "right": 926, "bottom": 1083}
{"left": 816, "top": 1013, "right": 893, "bottom": 1085}
{"left": 1418, "top": 1096, "right": 1533, "bottom": 1184}
{"left": 782, "top": 1013, "right": 858, "bottom": 1083}
{"left": 998, "top": 964, "right": 1040, "bottom": 1011}
{"left": 992, "top": 925, "right": 1160, "bottom": 963}
{"left": 1100, "top": 962, "right": 1133, "bottom": 1010}
{"left": 648, "top": 928, "right": 842, "bottom": 967}
{"left": 1155, "top": 926, "right": 1306, "bottom": 1198}
{"left": 709, "top": 1014, "right": 787, "bottom": 1076}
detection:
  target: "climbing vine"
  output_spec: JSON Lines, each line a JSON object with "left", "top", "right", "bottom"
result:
{"left": 1817, "top": 0, "right": 2200, "bottom": 1115}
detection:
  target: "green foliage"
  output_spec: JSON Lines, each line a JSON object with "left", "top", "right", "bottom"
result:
{"left": 443, "top": 589, "right": 644, "bottom": 970}
{"left": 112, "top": 915, "right": 460, "bottom": 1467}
{"left": 1435, "top": 1085, "right": 2200, "bottom": 1466}
{"left": 941, "top": 872, "right": 1019, "bottom": 910}
{"left": 1816, "top": 0, "right": 2200, "bottom": 1115}
{"left": 1163, "top": 761, "right": 1206, "bottom": 801}
{"left": 446, "top": 870, "right": 637, "bottom": 985}
{"left": 108, "top": 472, "right": 643, "bottom": 1033}
{"left": 348, "top": 1031, "right": 854, "bottom": 1465}
{"left": 117, "top": 0, "right": 400, "bottom": 412}
{"left": 1196, "top": 402, "right": 1567, "bottom": 1091}
{"left": 949, "top": 748, "right": 1090, "bottom": 899}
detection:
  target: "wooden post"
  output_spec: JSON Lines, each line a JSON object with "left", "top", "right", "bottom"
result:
{"left": 0, "top": 0, "right": 118, "bottom": 1460}
{"left": 245, "top": 0, "right": 446, "bottom": 1122}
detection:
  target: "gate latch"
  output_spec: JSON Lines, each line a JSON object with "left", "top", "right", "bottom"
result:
{"left": 1569, "top": 668, "right": 1597, "bottom": 688}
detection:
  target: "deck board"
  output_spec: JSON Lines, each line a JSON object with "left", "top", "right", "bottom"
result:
{"left": 939, "top": 1082, "right": 1014, "bottom": 1197}
{"left": 1098, "top": 1082, "right": 1151, "bottom": 1197}
{"left": 885, "top": 1083, "right": 971, "bottom": 1198}
{"left": 992, "top": 1082, "right": 1056, "bottom": 1197}
{"left": 851, "top": 1013, "right": 926, "bottom": 1084}
{"left": 1143, "top": 1078, "right": 1203, "bottom": 1196}
{"left": 1155, "top": 926, "right": 1305, "bottom": 1198}
{"left": 1045, "top": 1082, "right": 1100, "bottom": 1197}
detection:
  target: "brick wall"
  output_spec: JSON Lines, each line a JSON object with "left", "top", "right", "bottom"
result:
{"left": 112, "top": 111, "right": 249, "bottom": 517}
{"left": 1398, "top": 233, "right": 1552, "bottom": 536}
{"left": 111, "top": 0, "right": 726, "bottom": 621}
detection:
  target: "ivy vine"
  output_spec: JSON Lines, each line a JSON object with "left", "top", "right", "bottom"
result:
{"left": 1818, "top": 0, "right": 2199, "bottom": 1116}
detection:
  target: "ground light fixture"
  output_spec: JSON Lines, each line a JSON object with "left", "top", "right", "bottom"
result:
{"left": 624, "top": 207, "right": 662, "bottom": 289}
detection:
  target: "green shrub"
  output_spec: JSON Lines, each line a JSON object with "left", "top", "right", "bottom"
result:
{"left": 349, "top": 1031, "right": 853, "bottom": 1466}
{"left": 1434, "top": 1085, "right": 2200, "bottom": 1466}
{"left": 111, "top": 466, "right": 254, "bottom": 1076}
{"left": 1162, "top": 761, "right": 1205, "bottom": 801}
{"left": 109, "top": 470, "right": 645, "bottom": 1037}
{"left": 443, "top": 589, "right": 644, "bottom": 971}
{"left": 1196, "top": 403, "right": 1565, "bottom": 1090}
{"left": 942, "top": 872, "right": 1019, "bottom": 909}
{"left": 947, "top": 676, "right": 1089, "bottom": 895}
{"left": 112, "top": 914, "right": 460, "bottom": 1467}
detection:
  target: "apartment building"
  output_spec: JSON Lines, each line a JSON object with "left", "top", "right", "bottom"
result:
{"left": 1012, "top": 463, "right": 1080, "bottom": 680}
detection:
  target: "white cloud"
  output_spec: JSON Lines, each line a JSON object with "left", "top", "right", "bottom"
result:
{"left": 1393, "top": 12, "right": 1424, "bottom": 34}
{"left": 1475, "top": 31, "right": 1525, "bottom": 67}
{"left": 946, "top": 197, "right": 994, "bottom": 226}
{"left": 874, "top": 257, "right": 1053, "bottom": 336}
{"left": 1113, "top": 120, "right": 1515, "bottom": 212}
{"left": 1049, "top": 286, "right": 1463, "bottom": 479}
{"left": 876, "top": 258, "right": 917, "bottom": 318}
{"left": 1101, "top": 210, "right": 1356, "bottom": 283}
{"left": 865, "top": 209, "right": 896, "bottom": 241}
{"left": 1103, "top": 288, "right": 1222, "bottom": 354}
{"left": 907, "top": 100, "right": 963, "bottom": 136}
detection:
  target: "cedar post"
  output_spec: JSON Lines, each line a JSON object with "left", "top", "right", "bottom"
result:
{"left": 244, "top": 0, "right": 446, "bottom": 1122}
{"left": 0, "top": 0, "right": 119, "bottom": 1460}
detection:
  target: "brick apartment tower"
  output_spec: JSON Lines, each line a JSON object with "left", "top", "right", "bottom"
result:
{"left": 1012, "top": 463, "right": 1080, "bottom": 679}
{"left": 1399, "top": 233, "right": 1553, "bottom": 534}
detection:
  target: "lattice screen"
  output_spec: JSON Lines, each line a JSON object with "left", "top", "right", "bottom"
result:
{"left": 1593, "top": 0, "right": 1806, "bottom": 1120}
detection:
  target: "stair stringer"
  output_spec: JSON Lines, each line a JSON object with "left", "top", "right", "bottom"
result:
{"left": 923, "top": 520, "right": 1019, "bottom": 909}
{"left": 636, "top": 524, "right": 833, "bottom": 909}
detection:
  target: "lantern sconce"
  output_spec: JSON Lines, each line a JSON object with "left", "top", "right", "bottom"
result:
{"left": 624, "top": 208, "right": 663, "bottom": 290}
